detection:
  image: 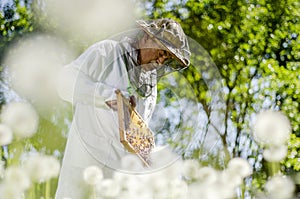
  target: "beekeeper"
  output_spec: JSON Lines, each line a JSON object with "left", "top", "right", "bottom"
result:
{"left": 55, "top": 18, "right": 190, "bottom": 199}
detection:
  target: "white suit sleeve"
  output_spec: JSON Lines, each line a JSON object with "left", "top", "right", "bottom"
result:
{"left": 56, "top": 43, "right": 117, "bottom": 108}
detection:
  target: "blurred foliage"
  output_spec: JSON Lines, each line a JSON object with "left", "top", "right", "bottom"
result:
{"left": 0, "top": 0, "right": 71, "bottom": 151}
{"left": 0, "top": 0, "right": 33, "bottom": 62}
{"left": 0, "top": 0, "right": 33, "bottom": 107}
{"left": 141, "top": 0, "right": 300, "bottom": 195}
{"left": 0, "top": 1, "right": 71, "bottom": 197}
{"left": 0, "top": 0, "right": 300, "bottom": 197}
{"left": 285, "top": 134, "right": 300, "bottom": 171}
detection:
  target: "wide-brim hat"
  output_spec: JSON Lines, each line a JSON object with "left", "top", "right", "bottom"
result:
{"left": 136, "top": 18, "right": 191, "bottom": 69}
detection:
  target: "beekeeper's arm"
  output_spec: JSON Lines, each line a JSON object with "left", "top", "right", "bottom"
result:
{"left": 56, "top": 43, "right": 119, "bottom": 109}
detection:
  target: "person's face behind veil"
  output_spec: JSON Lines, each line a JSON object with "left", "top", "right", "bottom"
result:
{"left": 138, "top": 34, "right": 174, "bottom": 71}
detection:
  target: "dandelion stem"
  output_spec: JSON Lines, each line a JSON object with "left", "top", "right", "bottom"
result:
{"left": 27, "top": 184, "right": 35, "bottom": 199}
{"left": 241, "top": 181, "right": 245, "bottom": 199}
{"left": 91, "top": 186, "right": 96, "bottom": 199}
{"left": 45, "top": 180, "right": 51, "bottom": 199}
{"left": 268, "top": 162, "right": 280, "bottom": 176}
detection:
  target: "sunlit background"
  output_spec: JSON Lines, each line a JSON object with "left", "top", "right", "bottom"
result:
{"left": 0, "top": 0, "right": 299, "bottom": 198}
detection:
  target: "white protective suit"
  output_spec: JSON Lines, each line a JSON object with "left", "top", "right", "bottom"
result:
{"left": 55, "top": 36, "right": 157, "bottom": 199}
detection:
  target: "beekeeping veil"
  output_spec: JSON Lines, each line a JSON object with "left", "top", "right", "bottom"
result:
{"left": 122, "top": 18, "right": 191, "bottom": 97}
{"left": 136, "top": 18, "right": 191, "bottom": 70}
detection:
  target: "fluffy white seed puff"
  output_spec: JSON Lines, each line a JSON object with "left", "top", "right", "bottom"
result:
{"left": 113, "top": 171, "right": 150, "bottom": 197}
{"left": 83, "top": 165, "right": 103, "bottom": 185}
{"left": 0, "top": 124, "right": 13, "bottom": 146}
{"left": 253, "top": 110, "right": 291, "bottom": 147}
{"left": 265, "top": 175, "right": 295, "bottom": 199}
{"left": 95, "top": 178, "right": 121, "bottom": 198}
{"left": 23, "top": 154, "right": 60, "bottom": 183}
{"left": 182, "top": 160, "right": 220, "bottom": 185}
{"left": 184, "top": 159, "right": 252, "bottom": 199}
{"left": 214, "top": 158, "right": 253, "bottom": 198}
{"left": 4, "top": 166, "right": 31, "bottom": 192}
{"left": 193, "top": 166, "right": 218, "bottom": 185}
{"left": 188, "top": 182, "right": 223, "bottom": 199}
{"left": 0, "top": 102, "right": 39, "bottom": 139}
{"left": 263, "top": 145, "right": 288, "bottom": 162}
{"left": 169, "top": 179, "right": 188, "bottom": 199}
{"left": 227, "top": 157, "right": 253, "bottom": 179}
{"left": 4, "top": 35, "right": 75, "bottom": 109}
{"left": 182, "top": 159, "right": 201, "bottom": 180}
{"left": 0, "top": 183, "right": 24, "bottom": 199}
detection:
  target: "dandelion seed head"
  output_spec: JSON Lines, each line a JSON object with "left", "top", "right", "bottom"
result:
{"left": 129, "top": 188, "right": 153, "bottom": 199}
{"left": 220, "top": 169, "right": 243, "bottom": 188}
{"left": 170, "top": 179, "right": 188, "bottom": 199}
{"left": 1, "top": 102, "right": 39, "bottom": 139}
{"left": 116, "top": 173, "right": 141, "bottom": 192}
{"left": 24, "top": 154, "right": 60, "bottom": 182}
{"left": 113, "top": 171, "right": 132, "bottom": 187}
{"left": 95, "top": 178, "right": 120, "bottom": 198}
{"left": 150, "top": 172, "right": 169, "bottom": 192}
{"left": 265, "top": 175, "right": 295, "bottom": 199}
{"left": 137, "top": 191, "right": 153, "bottom": 199}
{"left": 182, "top": 159, "right": 200, "bottom": 180}
{"left": 0, "top": 183, "right": 23, "bottom": 199}
{"left": 0, "top": 124, "right": 13, "bottom": 146}
{"left": 4, "top": 35, "right": 75, "bottom": 109}
{"left": 253, "top": 110, "right": 291, "bottom": 146}
{"left": 227, "top": 157, "right": 253, "bottom": 178}
{"left": 4, "top": 166, "right": 31, "bottom": 191}
{"left": 154, "top": 186, "right": 170, "bottom": 199}
{"left": 125, "top": 177, "right": 153, "bottom": 198}
{"left": 263, "top": 145, "right": 288, "bottom": 162}
{"left": 195, "top": 166, "right": 218, "bottom": 184}
{"left": 83, "top": 165, "right": 103, "bottom": 185}
{"left": 46, "top": 156, "right": 61, "bottom": 178}
{"left": 188, "top": 182, "right": 222, "bottom": 199}
{"left": 115, "top": 190, "right": 132, "bottom": 199}
{"left": 219, "top": 184, "right": 238, "bottom": 199}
